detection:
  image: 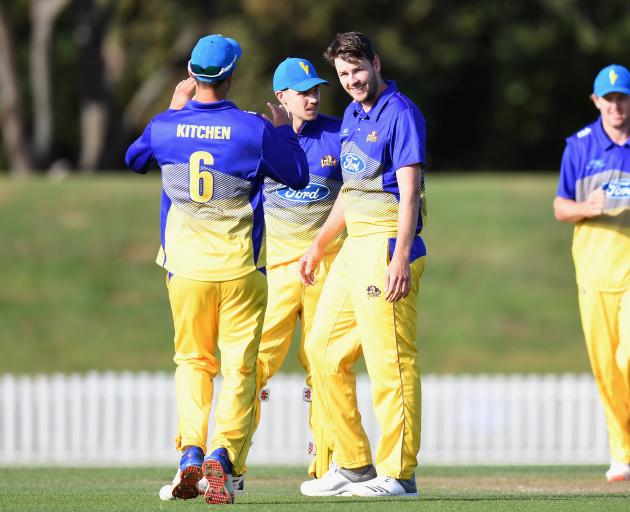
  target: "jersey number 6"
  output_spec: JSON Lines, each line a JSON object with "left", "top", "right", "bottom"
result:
{"left": 189, "top": 150, "right": 214, "bottom": 203}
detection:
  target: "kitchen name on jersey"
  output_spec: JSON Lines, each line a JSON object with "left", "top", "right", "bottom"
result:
{"left": 176, "top": 124, "right": 231, "bottom": 140}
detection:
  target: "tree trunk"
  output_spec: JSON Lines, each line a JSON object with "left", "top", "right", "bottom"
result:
{"left": 30, "top": 0, "right": 72, "bottom": 167}
{"left": 74, "top": 0, "right": 111, "bottom": 172}
{"left": 0, "top": 4, "right": 34, "bottom": 175}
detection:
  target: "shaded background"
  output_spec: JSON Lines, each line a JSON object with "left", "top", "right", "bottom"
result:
{"left": 1, "top": 0, "right": 628, "bottom": 175}
{"left": 0, "top": 1, "right": 618, "bottom": 374}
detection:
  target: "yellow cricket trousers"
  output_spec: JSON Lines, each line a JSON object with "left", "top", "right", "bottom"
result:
{"left": 255, "top": 251, "right": 338, "bottom": 477}
{"left": 305, "top": 235, "right": 424, "bottom": 479}
{"left": 579, "top": 286, "right": 630, "bottom": 463}
{"left": 167, "top": 270, "right": 267, "bottom": 475}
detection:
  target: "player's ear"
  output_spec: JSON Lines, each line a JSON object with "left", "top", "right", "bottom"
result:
{"left": 275, "top": 90, "right": 286, "bottom": 106}
{"left": 373, "top": 55, "right": 381, "bottom": 75}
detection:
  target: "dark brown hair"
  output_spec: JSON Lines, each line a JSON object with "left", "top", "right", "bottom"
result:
{"left": 323, "top": 31, "right": 375, "bottom": 66}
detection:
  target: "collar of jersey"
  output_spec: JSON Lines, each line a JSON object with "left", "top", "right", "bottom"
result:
{"left": 594, "top": 116, "right": 630, "bottom": 150}
{"left": 297, "top": 114, "right": 321, "bottom": 136}
{"left": 183, "top": 99, "right": 238, "bottom": 111}
{"left": 352, "top": 80, "right": 398, "bottom": 121}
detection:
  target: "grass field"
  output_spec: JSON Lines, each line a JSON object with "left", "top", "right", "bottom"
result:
{"left": 0, "top": 174, "right": 589, "bottom": 374}
{"left": 1, "top": 465, "right": 629, "bottom": 511}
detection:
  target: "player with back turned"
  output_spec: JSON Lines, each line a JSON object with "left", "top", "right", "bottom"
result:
{"left": 298, "top": 31, "right": 427, "bottom": 498}
{"left": 125, "top": 34, "right": 308, "bottom": 504}
{"left": 554, "top": 64, "right": 630, "bottom": 482}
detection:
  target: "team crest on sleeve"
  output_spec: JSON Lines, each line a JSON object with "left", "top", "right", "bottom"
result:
{"left": 366, "top": 130, "right": 378, "bottom": 142}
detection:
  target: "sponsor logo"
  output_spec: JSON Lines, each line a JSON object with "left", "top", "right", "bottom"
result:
{"left": 341, "top": 153, "right": 366, "bottom": 174}
{"left": 321, "top": 155, "right": 338, "bottom": 167}
{"left": 366, "top": 285, "right": 381, "bottom": 298}
{"left": 340, "top": 128, "right": 350, "bottom": 136}
{"left": 299, "top": 61, "right": 310, "bottom": 75}
{"left": 586, "top": 159, "right": 605, "bottom": 170}
{"left": 603, "top": 179, "right": 630, "bottom": 199}
{"left": 366, "top": 130, "right": 378, "bottom": 142}
{"left": 302, "top": 386, "right": 312, "bottom": 402}
{"left": 577, "top": 127, "right": 591, "bottom": 138}
{"left": 259, "top": 387, "right": 270, "bottom": 401}
{"left": 276, "top": 183, "right": 331, "bottom": 203}
{"left": 610, "top": 69, "right": 619, "bottom": 84}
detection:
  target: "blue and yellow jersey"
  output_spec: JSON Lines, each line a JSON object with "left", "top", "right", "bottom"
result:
{"left": 557, "top": 118, "right": 630, "bottom": 291}
{"left": 263, "top": 114, "right": 345, "bottom": 266}
{"left": 125, "top": 99, "right": 308, "bottom": 281}
{"left": 338, "top": 81, "right": 427, "bottom": 255}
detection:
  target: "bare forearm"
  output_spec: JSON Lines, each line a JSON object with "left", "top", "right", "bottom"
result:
{"left": 393, "top": 166, "right": 422, "bottom": 260}
{"left": 313, "top": 194, "right": 346, "bottom": 251}
{"left": 553, "top": 195, "right": 602, "bottom": 224}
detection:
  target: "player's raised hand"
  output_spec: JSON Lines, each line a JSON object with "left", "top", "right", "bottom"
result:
{"left": 263, "top": 102, "right": 292, "bottom": 128}
{"left": 298, "top": 244, "right": 324, "bottom": 286}
{"left": 581, "top": 188, "right": 606, "bottom": 218}
{"left": 384, "top": 255, "right": 411, "bottom": 302}
{"left": 169, "top": 78, "right": 196, "bottom": 110}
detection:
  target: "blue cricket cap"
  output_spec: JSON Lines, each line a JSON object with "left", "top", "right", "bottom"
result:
{"left": 593, "top": 64, "right": 630, "bottom": 97}
{"left": 189, "top": 34, "right": 242, "bottom": 83}
{"left": 273, "top": 57, "right": 328, "bottom": 92}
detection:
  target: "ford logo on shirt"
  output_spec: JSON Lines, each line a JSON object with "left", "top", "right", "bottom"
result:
{"left": 603, "top": 179, "right": 630, "bottom": 199}
{"left": 276, "top": 183, "right": 331, "bottom": 203}
{"left": 341, "top": 153, "right": 366, "bottom": 174}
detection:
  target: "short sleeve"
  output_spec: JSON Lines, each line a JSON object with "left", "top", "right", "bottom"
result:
{"left": 556, "top": 142, "right": 578, "bottom": 199}
{"left": 390, "top": 107, "right": 426, "bottom": 170}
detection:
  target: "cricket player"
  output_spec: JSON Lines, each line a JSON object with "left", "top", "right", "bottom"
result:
{"left": 298, "top": 31, "right": 427, "bottom": 497}
{"left": 125, "top": 34, "right": 308, "bottom": 504}
{"left": 254, "top": 57, "right": 344, "bottom": 478}
{"left": 554, "top": 63, "right": 630, "bottom": 482}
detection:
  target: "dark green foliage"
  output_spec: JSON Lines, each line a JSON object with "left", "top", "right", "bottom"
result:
{"left": 2, "top": 1, "right": 630, "bottom": 172}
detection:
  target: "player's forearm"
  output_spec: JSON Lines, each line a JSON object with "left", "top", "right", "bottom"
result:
{"left": 553, "top": 196, "right": 592, "bottom": 224}
{"left": 393, "top": 166, "right": 422, "bottom": 260}
{"left": 312, "top": 194, "right": 346, "bottom": 251}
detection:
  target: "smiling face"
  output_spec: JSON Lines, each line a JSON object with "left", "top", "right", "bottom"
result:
{"left": 333, "top": 56, "right": 382, "bottom": 108}
{"left": 276, "top": 86, "right": 320, "bottom": 130}
{"left": 593, "top": 92, "right": 630, "bottom": 133}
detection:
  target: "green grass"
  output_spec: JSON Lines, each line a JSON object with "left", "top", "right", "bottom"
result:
{"left": 0, "top": 174, "right": 588, "bottom": 374}
{"left": 0, "top": 465, "right": 629, "bottom": 511}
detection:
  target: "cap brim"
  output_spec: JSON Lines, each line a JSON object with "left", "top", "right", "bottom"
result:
{"left": 595, "top": 86, "right": 630, "bottom": 97}
{"left": 289, "top": 77, "right": 329, "bottom": 92}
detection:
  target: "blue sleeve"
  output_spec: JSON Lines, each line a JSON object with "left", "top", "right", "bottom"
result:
{"left": 259, "top": 123, "right": 309, "bottom": 189}
{"left": 390, "top": 107, "right": 426, "bottom": 170}
{"left": 125, "top": 122, "right": 156, "bottom": 174}
{"left": 557, "top": 141, "right": 577, "bottom": 199}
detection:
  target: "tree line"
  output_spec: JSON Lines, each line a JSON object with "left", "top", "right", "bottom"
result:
{"left": 0, "top": 0, "right": 628, "bottom": 174}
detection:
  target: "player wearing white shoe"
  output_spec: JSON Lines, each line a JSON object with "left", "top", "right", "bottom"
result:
{"left": 299, "top": 463, "right": 376, "bottom": 497}
{"left": 554, "top": 64, "right": 630, "bottom": 483}
{"left": 299, "top": 32, "right": 426, "bottom": 498}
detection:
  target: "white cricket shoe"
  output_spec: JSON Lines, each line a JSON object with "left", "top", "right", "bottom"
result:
{"left": 300, "top": 463, "right": 376, "bottom": 496}
{"left": 349, "top": 475, "right": 419, "bottom": 497}
{"left": 606, "top": 460, "right": 630, "bottom": 482}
